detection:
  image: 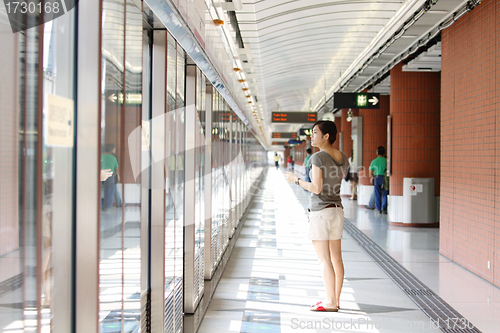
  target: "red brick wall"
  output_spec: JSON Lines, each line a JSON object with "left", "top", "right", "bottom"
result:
{"left": 293, "top": 142, "right": 306, "bottom": 165}
{"left": 340, "top": 108, "right": 359, "bottom": 157}
{"left": 359, "top": 95, "right": 390, "bottom": 185}
{"left": 440, "top": 0, "right": 500, "bottom": 286}
{"left": 333, "top": 116, "right": 341, "bottom": 150}
{"left": 0, "top": 31, "right": 20, "bottom": 256}
{"left": 390, "top": 63, "right": 441, "bottom": 196}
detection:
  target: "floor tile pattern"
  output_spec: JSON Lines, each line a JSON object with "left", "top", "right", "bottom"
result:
{"left": 344, "top": 220, "right": 482, "bottom": 333}
{"left": 198, "top": 168, "right": 441, "bottom": 333}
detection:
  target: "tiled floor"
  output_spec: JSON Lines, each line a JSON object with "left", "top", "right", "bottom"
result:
{"left": 198, "top": 168, "right": 500, "bottom": 333}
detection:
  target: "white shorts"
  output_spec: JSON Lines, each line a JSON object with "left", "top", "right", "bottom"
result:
{"left": 308, "top": 207, "right": 344, "bottom": 240}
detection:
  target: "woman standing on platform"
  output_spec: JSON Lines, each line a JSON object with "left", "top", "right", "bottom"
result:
{"left": 285, "top": 120, "right": 348, "bottom": 312}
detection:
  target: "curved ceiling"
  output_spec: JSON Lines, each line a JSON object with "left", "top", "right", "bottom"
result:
{"left": 234, "top": 0, "right": 469, "bottom": 139}
{"left": 236, "top": 0, "right": 408, "bottom": 134}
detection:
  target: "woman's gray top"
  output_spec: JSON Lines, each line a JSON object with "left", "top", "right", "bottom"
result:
{"left": 308, "top": 150, "right": 349, "bottom": 211}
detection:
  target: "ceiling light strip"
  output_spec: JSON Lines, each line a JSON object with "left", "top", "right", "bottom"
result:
{"left": 145, "top": 0, "right": 268, "bottom": 149}
{"left": 316, "top": 0, "right": 481, "bottom": 113}
{"left": 313, "top": 0, "right": 425, "bottom": 111}
{"left": 356, "top": 0, "right": 481, "bottom": 93}
{"left": 341, "top": 0, "right": 439, "bottom": 90}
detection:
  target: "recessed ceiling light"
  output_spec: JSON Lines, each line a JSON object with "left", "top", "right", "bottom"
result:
{"left": 427, "top": 10, "right": 448, "bottom": 14}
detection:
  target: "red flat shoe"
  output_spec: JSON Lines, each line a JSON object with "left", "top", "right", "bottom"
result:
{"left": 310, "top": 302, "right": 338, "bottom": 312}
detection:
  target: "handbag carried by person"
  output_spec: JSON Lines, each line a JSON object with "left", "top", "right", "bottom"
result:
{"left": 382, "top": 171, "right": 389, "bottom": 191}
{"left": 344, "top": 166, "right": 351, "bottom": 182}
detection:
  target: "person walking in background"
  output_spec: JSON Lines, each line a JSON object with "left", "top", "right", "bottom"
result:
{"left": 101, "top": 143, "right": 119, "bottom": 210}
{"left": 369, "top": 146, "right": 387, "bottom": 214}
{"left": 287, "top": 155, "right": 292, "bottom": 170}
{"left": 274, "top": 153, "right": 279, "bottom": 169}
{"left": 365, "top": 190, "right": 376, "bottom": 210}
{"left": 304, "top": 148, "right": 312, "bottom": 182}
{"left": 284, "top": 120, "right": 347, "bottom": 312}
{"left": 348, "top": 152, "right": 358, "bottom": 200}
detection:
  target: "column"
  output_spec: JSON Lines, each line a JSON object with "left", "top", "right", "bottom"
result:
{"left": 359, "top": 95, "right": 390, "bottom": 185}
{"left": 333, "top": 116, "right": 341, "bottom": 150}
{"left": 339, "top": 108, "right": 359, "bottom": 155}
{"left": 389, "top": 62, "right": 440, "bottom": 226}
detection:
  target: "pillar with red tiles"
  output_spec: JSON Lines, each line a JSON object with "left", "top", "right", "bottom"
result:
{"left": 340, "top": 108, "right": 358, "bottom": 156}
{"left": 333, "top": 116, "right": 341, "bottom": 150}
{"left": 358, "top": 95, "right": 390, "bottom": 185}
{"left": 389, "top": 63, "right": 440, "bottom": 200}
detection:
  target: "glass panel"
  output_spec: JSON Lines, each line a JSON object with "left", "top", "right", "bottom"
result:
{"left": 211, "top": 91, "right": 221, "bottom": 265}
{"left": 195, "top": 69, "right": 205, "bottom": 295}
{"left": 41, "top": 8, "right": 76, "bottom": 331}
{"left": 100, "top": 0, "right": 126, "bottom": 330}
{"left": 121, "top": 0, "right": 143, "bottom": 330}
{"left": 22, "top": 25, "right": 39, "bottom": 333}
{"left": 165, "top": 38, "right": 176, "bottom": 293}
{"left": 174, "top": 46, "right": 185, "bottom": 284}
{"left": 221, "top": 102, "right": 230, "bottom": 247}
{"left": 0, "top": 10, "right": 27, "bottom": 331}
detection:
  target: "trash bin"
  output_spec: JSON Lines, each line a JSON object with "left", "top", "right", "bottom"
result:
{"left": 402, "top": 178, "right": 436, "bottom": 224}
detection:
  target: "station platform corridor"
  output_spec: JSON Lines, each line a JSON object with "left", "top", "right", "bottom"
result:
{"left": 196, "top": 167, "right": 500, "bottom": 333}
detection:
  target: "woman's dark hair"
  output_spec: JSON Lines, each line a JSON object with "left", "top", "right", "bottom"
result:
{"left": 377, "top": 146, "right": 386, "bottom": 156}
{"left": 312, "top": 120, "right": 337, "bottom": 145}
{"left": 306, "top": 148, "right": 312, "bottom": 154}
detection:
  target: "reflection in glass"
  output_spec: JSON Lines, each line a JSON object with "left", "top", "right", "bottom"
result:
{"left": 41, "top": 9, "right": 76, "bottom": 331}
{"left": 173, "top": 45, "right": 185, "bottom": 331}
{"left": 100, "top": 0, "right": 125, "bottom": 329}
{"left": 165, "top": 37, "right": 176, "bottom": 293}
{"left": 195, "top": 68, "right": 206, "bottom": 297}
{"left": 174, "top": 47, "right": 185, "bottom": 286}
{"left": 99, "top": 0, "right": 143, "bottom": 331}
{"left": 0, "top": 9, "right": 27, "bottom": 332}
{"left": 122, "top": 0, "right": 143, "bottom": 329}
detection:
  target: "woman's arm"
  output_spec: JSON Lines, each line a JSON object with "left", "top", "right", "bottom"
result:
{"left": 284, "top": 165, "right": 322, "bottom": 194}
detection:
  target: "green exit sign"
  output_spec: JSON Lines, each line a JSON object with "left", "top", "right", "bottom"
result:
{"left": 334, "top": 93, "right": 380, "bottom": 109}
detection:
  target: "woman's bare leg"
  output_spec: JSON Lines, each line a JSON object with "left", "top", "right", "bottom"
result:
{"left": 312, "top": 240, "right": 337, "bottom": 309}
{"left": 350, "top": 181, "right": 357, "bottom": 199}
{"left": 329, "top": 239, "right": 344, "bottom": 308}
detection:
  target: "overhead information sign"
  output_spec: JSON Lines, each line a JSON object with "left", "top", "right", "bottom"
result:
{"left": 272, "top": 132, "right": 297, "bottom": 139}
{"left": 334, "top": 93, "right": 380, "bottom": 109}
{"left": 213, "top": 111, "right": 231, "bottom": 122}
{"left": 272, "top": 112, "right": 317, "bottom": 123}
{"left": 272, "top": 141, "right": 286, "bottom": 145}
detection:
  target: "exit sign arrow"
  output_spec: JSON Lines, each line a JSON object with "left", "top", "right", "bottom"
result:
{"left": 369, "top": 96, "right": 379, "bottom": 106}
{"left": 334, "top": 92, "right": 380, "bottom": 109}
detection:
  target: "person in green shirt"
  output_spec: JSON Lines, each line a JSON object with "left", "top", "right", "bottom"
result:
{"left": 369, "top": 146, "right": 387, "bottom": 214}
{"left": 101, "top": 143, "right": 119, "bottom": 209}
